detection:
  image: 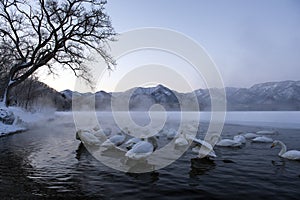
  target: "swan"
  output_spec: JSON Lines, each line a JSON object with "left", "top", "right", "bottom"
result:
{"left": 216, "top": 138, "right": 242, "bottom": 147}
{"left": 125, "top": 137, "right": 142, "bottom": 150}
{"left": 190, "top": 137, "right": 212, "bottom": 149}
{"left": 76, "top": 130, "right": 101, "bottom": 146}
{"left": 125, "top": 137, "right": 158, "bottom": 160}
{"left": 206, "top": 134, "right": 242, "bottom": 147}
{"left": 188, "top": 137, "right": 217, "bottom": 158}
{"left": 167, "top": 128, "right": 178, "bottom": 139}
{"left": 256, "top": 130, "right": 277, "bottom": 135}
{"left": 101, "top": 133, "right": 126, "bottom": 149}
{"left": 93, "top": 130, "right": 109, "bottom": 142}
{"left": 92, "top": 126, "right": 111, "bottom": 136}
{"left": 252, "top": 136, "right": 273, "bottom": 143}
{"left": 192, "top": 145, "right": 217, "bottom": 158}
{"left": 243, "top": 132, "right": 259, "bottom": 139}
{"left": 271, "top": 140, "right": 300, "bottom": 160}
{"left": 102, "top": 127, "right": 112, "bottom": 137}
{"left": 174, "top": 132, "right": 189, "bottom": 147}
{"left": 233, "top": 135, "right": 246, "bottom": 144}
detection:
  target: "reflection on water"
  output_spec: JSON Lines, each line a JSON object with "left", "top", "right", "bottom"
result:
{"left": 189, "top": 158, "right": 216, "bottom": 177}
{"left": 0, "top": 112, "right": 300, "bottom": 199}
{"left": 75, "top": 143, "right": 86, "bottom": 160}
{"left": 126, "top": 171, "right": 160, "bottom": 183}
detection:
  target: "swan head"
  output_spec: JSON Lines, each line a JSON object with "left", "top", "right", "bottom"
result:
{"left": 208, "top": 134, "right": 221, "bottom": 143}
{"left": 271, "top": 140, "right": 279, "bottom": 148}
{"left": 76, "top": 129, "right": 88, "bottom": 140}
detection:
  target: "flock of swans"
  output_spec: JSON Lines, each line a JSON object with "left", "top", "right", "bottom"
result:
{"left": 76, "top": 124, "right": 300, "bottom": 162}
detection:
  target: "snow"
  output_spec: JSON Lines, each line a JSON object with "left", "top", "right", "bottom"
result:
{"left": 0, "top": 122, "right": 26, "bottom": 136}
{"left": 0, "top": 106, "right": 55, "bottom": 137}
{"left": 0, "top": 106, "right": 26, "bottom": 136}
{"left": 9, "top": 106, "right": 53, "bottom": 123}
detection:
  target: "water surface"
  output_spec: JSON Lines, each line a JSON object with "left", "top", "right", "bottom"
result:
{"left": 0, "top": 112, "right": 299, "bottom": 199}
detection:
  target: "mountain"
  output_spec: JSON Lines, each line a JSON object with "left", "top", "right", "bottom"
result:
{"left": 127, "top": 84, "right": 180, "bottom": 111}
{"left": 60, "top": 80, "right": 300, "bottom": 111}
{"left": 227, "top": 80, "right": 300, "bottom": 110}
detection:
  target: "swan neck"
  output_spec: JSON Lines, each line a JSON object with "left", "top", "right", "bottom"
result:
{"left": 210, "top": 135, "right": 221, "bottom": 143}
{"left": 278, "top": 141, "right": 287, "bottom": 156}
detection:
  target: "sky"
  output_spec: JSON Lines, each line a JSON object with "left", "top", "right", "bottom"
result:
{"left": 41, "top": 0, "right": 300, "bottom": 92}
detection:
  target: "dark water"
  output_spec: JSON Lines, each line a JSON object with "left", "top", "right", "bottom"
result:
{"left": 0, "top": 113, "right": 300, "bottom": 199}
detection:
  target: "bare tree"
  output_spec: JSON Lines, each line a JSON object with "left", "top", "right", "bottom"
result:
{"left": 0, "top": 45, "right": 11, "bottom": 100}
{"left": 0, "top": 0, "right": 115, "bottom": 106}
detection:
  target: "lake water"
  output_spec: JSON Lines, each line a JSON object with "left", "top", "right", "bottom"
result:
{"left": 0, "top": 111, "right": 300, "bottom": 199}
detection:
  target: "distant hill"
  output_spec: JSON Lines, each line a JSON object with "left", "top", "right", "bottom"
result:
{"left": 8, "top": 79, "right": 298, "bottom": 111}
{"left": 60, "top": 80, "right": 300, "bottom": 111}
{"left": 226, "top": 80, "right": 300, "bottom": 110}
{"left": 3, "top": 79, "right": 71, "bottom": 111}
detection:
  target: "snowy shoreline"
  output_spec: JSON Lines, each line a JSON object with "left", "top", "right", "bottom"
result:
{"left": 0, "top": 123, "right": 27, "bottom": 137}
{"left": 0, "top": 106, "right": 26, "bottom": 137}
{"left": 0, "top": 105, "right": 55, "bottom": 137}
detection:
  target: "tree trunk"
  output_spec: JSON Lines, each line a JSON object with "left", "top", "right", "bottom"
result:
{"left": 3, "top": 73, "right": 20, "bottom": 107}
{"left": 25, "top": 79, "right": 33, "bottom": 110}
{"left": 3, "top": 82, "right": 12, "bottom": 107}
{"left": 3, "top": 64, "right": 35, "bottom": 107}
{"left": 0, "top": 71, "right": 9, "bottom": 107}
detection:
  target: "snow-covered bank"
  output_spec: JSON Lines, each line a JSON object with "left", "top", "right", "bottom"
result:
{"left": 0, "top": 122, "right": 26, "bottom": 136}
{"left": 0, "top": 106, "right": 26, "bottom": 136}
{"left": 0, "top": 105, "right": 55, "bottom": 137}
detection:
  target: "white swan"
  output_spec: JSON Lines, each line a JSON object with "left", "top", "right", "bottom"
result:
{"left": 103, "top": 127, "right": 112, "bottom": 137}
{"left": 174, "top": 132, "right": 189, "bottom": 147}
{"left": 101, "top": 133, "right": 126, "bottom": 149}
{"left": 93, "top": 130, "right": 108, "bottom": 142}
{"left": 233, "top": 135, "right": 246, "bottom": 144}
{"left": 93, "top": 126, "right": 112, "bottom": 137}
{"left": 216, "top": 138, "right": 242, "bottom": 147}
{"left": 166, "top": 128, "right": 178, "bottom": 139}
{"left": 192, "top": 146, "right": 217, "bottom": 158}
{"left": 271, "top": 140, "right": 300, "bottom": 160}
{"left": 167, "top": 128, "right": 177, "bottom": 140}
{"left": 243, "top": 132, "right": 259, "bottom": 139}
{"left": 188, "top": 137, "right": 217, "bottom": 158}
{"left": 256, "top": 130, "right": 277, "bottom": 135}
{"left": 125, "top": 137, "right": 158, "bottom": 160}
{"left": 76, "top": 130, "right": 101, "bottom": 146}
{"left": 175, "top": 137, "right": 189, "bottom": 147}
{"left": 125, "top": 137, "right": 142, "bottom": 150}
{"left": 252, "top": 136, "right": 273, "bottom": 143}
{"left": 207, "top": 134, "right": 242, "bottom": 147}
{"left": 125, "top": 141, "right": 153, "bottom": 160}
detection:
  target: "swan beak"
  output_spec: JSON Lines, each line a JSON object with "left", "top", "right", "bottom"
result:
{"left": 270, "top": 143, "right": 275, "bottom": 148}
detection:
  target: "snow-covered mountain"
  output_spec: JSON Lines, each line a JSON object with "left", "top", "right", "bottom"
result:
{"left": 60, "top": 80, "right": 300, "bottom": 111}
{"left": 226, "top": 80, "right": 300, "bottom": 110}
{"left": 128, "top": 84, "right": 180, "bottom": 111}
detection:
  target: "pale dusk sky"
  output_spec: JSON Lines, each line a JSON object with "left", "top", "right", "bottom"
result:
{"left": 40, "top": 0, "right": 300, "bottom": 92}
